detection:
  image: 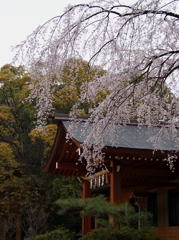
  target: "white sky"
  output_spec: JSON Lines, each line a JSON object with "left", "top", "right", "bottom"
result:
{"left": 0, "top": 0, "right": 91, "bottom": 67}
{"left": 0, "top": 0, "right": 134, "bottom": 68}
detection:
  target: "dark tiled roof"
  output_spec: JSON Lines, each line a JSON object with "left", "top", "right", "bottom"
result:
{"left": 62, "top": 121, "right": 179, "bottom": 151}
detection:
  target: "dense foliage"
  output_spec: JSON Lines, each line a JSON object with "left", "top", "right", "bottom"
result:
{"left": 57, "top": 195, "right": 155, "bottom": 233}
{"left": 79, "top": 226, "right": 160, "bottom": 240}
{"left": 0, "top": 64, "right": 82, "bottom": 239}
{"left": 31, "top": 226, "right": 76, "bottom": 240}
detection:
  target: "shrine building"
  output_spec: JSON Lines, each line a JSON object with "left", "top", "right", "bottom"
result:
{"left": 44, "top": 114, "right": 179, "bottom": 240}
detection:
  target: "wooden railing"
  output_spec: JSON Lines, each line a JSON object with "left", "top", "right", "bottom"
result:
{"left": 154, "top": 226, "right": 179, "bottom": 240}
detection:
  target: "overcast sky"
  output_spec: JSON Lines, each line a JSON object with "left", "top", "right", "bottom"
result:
{"left": 0, "top": 0, "right": 133, "bottom": 68}
{"left": 0, "top": 0, "right": 91, "bottom": 67}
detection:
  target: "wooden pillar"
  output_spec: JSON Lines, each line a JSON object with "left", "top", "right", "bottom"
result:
{"left": 110, "top": 160, "right": 121, "bottom": 204}
{"left": 158, "top": 190, "right": 168, "bottom": 228}
{"left": 110, "top": 161, "right": 122, "bottom": 224}
{"left": 16, "top": 215, "right": 21, "bottom": 240}
{"left": 82, "top": 180, "right": 92, "bottom": 236}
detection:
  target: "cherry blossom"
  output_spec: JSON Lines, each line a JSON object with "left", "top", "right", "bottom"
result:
{"left": 14, "top": 0, "right": 179, "bottom": 173}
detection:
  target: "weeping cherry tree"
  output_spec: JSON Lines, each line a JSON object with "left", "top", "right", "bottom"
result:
{"left": 14, "top": 0, "right": 179, "bottom": 174}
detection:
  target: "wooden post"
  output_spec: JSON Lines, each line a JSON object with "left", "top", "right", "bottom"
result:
{"left": 16, "top": 215, "right": 21, "bottom": 240}
{"left": 110, "top": 160, "right": 121, "bottom": 224}
{"left": 110, "top": 160, "right": 121, "bottom": 204}
{"left": 82, "top": 180, "right": 92, "bottom": 236}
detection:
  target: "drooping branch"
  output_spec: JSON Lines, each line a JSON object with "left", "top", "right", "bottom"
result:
{"left": 14, "top": 0, "right": 179, "bottom": 173}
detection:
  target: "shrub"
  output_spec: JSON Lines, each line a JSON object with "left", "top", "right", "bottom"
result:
{"left": 57, "top": 195, "right": 155, "bottom": 232}
{"left": 30, "top": 226, "right": 75, "bottom": 240}
{"left": 79, "top": 226, "right": 160, "bottom": 240}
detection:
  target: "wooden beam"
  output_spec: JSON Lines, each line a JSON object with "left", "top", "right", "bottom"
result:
{"left": 56, "top": 162, "right": 85, "bottom": 170}
{"left": 122, "top": 180, "right": 179, "bottom": 188}
{"left": 121, "top": 166, "right": 178, "bottom": 177}
{"left": 71, "top": 137, "right": 81, "bottom": 148}
{"left": 121, "top": 185, "right": 148, "bottom": 192}
{"left": 104, "top": 146, "right": 177, "bottom": 158}
{"left": 44, "top": 123, "right": 65, "bottom": 172}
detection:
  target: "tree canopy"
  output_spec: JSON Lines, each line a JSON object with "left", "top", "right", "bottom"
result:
{"left": 0, "top": 64, "right": 82, "bottom": 238}
{"left": 14, "top": 0, "right": 179, "bottom": 173}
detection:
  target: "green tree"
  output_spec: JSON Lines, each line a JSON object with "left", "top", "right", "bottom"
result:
{"left": 21, "top": 173, "right": 82, "bottom": 237}
{"left": 31, "top": 226, "right": 76, "bottom": 240}
{"left": 0, "top": 142, "right": 27, "bottom": 214}
{"left": 0, "top": 64, "right": 45, "bottom": 238}
{"left": 29, "top": 124, "right": 57, "bottom": 160}
{"left": 53, "top": 58, "right": 106, "bottom": 115}
{"left": 79, "top": 226, "right": 160, "bottom": 240}
{"left": 0, "top": 65, "right": 37, "bottom": 216}
{"left": 57, "top": 195, "right": 155, "bottom": 232}
{"left": 0, "top": 63, "right": 83, "bottom": 238}
{"left": 0, "top": 64, "right": 37, "bottom": 164}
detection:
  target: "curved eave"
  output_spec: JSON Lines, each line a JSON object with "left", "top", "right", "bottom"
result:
{"left": 44, "top": 121, "right": 86, "bottom": 177}
{"left": 44, "top": 114, "right": 179, "bottom": 186}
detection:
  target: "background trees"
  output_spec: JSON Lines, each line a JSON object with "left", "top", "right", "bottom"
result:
{"left": 0, "top": 65, "right": 34, "bottom": 218}
{"left": 53, "top": 58, "right": 105, "bottom": 115}
{"left": 0, "top": 64, "right": 37, "bottom": 165}
{"left": 0, "top": 64, "right": 82, "bottom": 239}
